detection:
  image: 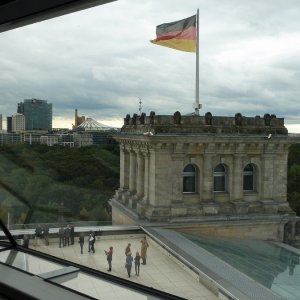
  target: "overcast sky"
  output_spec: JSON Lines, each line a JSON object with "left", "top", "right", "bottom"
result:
{"left": 1, "top": 0, "right": 300, "bottom": 131}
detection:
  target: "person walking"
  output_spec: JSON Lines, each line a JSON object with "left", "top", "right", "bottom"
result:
{"left": 64, "top": 224, "right": 71, "bottom": 246}
{"left": 105, "top": 246, "right": 113, "bottom": 272}
{"left": 88, "top": 232, "right": 95, "bottom": 253}
{"left": 141, "top": 236, "right": 149, "bottom": 265}
{"left": 78, "top": 233, "right": 84, "bottom": 254}
{"left": 125, "top": 243, "right": 131, "bottom": 256}
{"left": 58, "top": 225, "right": 64, "bottom": 248}
{"left": 125, "top": 252, "right": 133, "bottom": 278}
{"left": 34, "top": 224, "right": 42, "bottom": 246}
{"left": 43, "top": 224, "right": 49, "bottom": 246}
{"left": 134, "top": 251, "right": 141, "bottom": 276}
{"left": 70, "top": 224, "right": 75, "bottom": 245}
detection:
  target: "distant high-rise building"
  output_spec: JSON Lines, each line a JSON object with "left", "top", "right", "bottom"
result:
{"left": 17, "top": 98, "right": 52, "bottom": 130}
{"left": 7, "top": 116, "right": 12, "bottom": 132}
{"left": 12, "top": 113, "right": 25, "bottom": 132}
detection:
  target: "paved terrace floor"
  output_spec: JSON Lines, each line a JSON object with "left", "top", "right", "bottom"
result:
{"left": 30, "top": 233, "right": 217, "bottom": 300}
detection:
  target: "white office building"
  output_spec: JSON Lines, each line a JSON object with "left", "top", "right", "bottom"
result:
{"left": 12, "top": 113, "right": 25, "bottom": 132}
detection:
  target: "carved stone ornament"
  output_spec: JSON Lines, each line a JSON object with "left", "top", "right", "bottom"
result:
{"left": 205, "top": 112, "right": 213, "bottom": 125}
{"left": 173, "top": 111, "right": 181, "bottom": 124}
{"left": 235, "top": 113, "right": 242, "bottom": 126}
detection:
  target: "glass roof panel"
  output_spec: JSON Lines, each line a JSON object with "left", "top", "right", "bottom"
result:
{"left": 56, "top": 272, "right": 155, "bottom": 300}
{"left": 182, "top": 232, "right": 300, "bottom": 300}
{"left": 0, "top": 249, "right": 63, "bottom": 274}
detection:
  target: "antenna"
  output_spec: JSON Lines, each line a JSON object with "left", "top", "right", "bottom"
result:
{"left": 138, "top": 98, "right": 143, "bottom": 115}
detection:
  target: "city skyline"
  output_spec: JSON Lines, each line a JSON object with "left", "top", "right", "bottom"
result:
{"left": 1, "top": 0, "right": 300, "bottom": 131}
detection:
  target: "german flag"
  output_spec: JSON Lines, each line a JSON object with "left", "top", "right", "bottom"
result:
{"left": 150, "top": 15, "right": 196, "bottom": 53}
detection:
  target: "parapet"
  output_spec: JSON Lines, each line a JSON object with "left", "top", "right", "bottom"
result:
{"left": 121, "top": 111, "right": 288, "bottom": 135}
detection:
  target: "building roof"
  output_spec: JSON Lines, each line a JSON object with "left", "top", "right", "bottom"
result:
{"left": 77, "top": 118, "right": 116, "bottom": 131}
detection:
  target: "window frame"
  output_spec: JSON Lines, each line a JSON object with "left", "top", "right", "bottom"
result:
{"left": 182, "top": 164, "right": 197, "bottom": 194}
{"left": 243, "top": 163, "right": 255, "bottom": 192}
{"left": 213, "top": 164, "right": 227, "bottom": 192}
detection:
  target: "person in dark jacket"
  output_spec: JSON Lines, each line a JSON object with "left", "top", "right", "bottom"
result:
{"left": 43, "top": 224, "right": 49, "bottom": 246}
{"left": 34, "top": 224, "right": 42, "bottom": 246}
{"left": 134, "top": 251, "right": 141, "bottom": 276}
{"left": 105, "top": 246, "right": 113, "bottom": 272}
{"left": 58, "top": 225, "right": 64, "bottom": 248}
{"left": 78, "top": 233, "right": 84, "bottom": 254}
{"left": 64, "top": 225, "right": 71, "bottom": 246}
{"left": 70, "top": 224, "right": 75, "bottom": 245}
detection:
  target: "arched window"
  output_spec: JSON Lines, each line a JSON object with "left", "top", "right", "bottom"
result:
{"left": 183, "top": 164, "right": 196, "bottom": 193}
{"left": 213, "top": 164, "right": 226, "bottom": 192}
{"left": 243, "top": 164, "right": 255, "bottom": 191}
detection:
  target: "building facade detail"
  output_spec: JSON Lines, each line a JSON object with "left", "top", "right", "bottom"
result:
{"left": 111, "top": 112, "right": 294, "bottom": 224}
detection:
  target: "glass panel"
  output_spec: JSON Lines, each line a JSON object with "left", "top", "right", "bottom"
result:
{"left": 56, "top": 272, "right": 153, "bottom": 300}
{"left": 243, "top": 175, "right": 253, "bottom": 191}
{"left": 214, "top": 164, "right": 226, "bottom": 192}
{"left": 244, "top": 164, "right": 253, "bottom": 172}
{"left": 243, "top": 164, "right": 254, "bottom": 191}
{"left": 182, "top": 232, "right": 300, "bottom": 300}
{"left": 214, "top": 164, "right": 225, "bottom": 172}
{"left": 214, "top": 175, "right": 225, "bottom": 192}
{"left": 183, "top": 176, "right": 195, "bottom": 193}
{"left": 184, "top": 164, "right": 195, "bottom": 172}
{"left": 0, "top": 249, "right": 63, "bottom": 275}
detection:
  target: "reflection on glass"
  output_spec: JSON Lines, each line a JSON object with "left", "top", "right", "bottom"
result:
{"left": 56, "top": 272, "right": 150, "bottom": 300}
{"left": 0, "top": 249, "right": 62, "bottom": 275}
{"left": 182, "top": 232, "right": 300, "bottom": 300}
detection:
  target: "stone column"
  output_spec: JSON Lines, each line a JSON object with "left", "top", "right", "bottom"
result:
{"left": 273, "top": 152, "right": 288, "bottom": 202}
{"left": 120, "top": 146, "right": 129, "bottom": 190}
{"left": 232, "top": 154, "right": 243, "bottom": 201}
{"left": 202, "top": 154, "right": 213, "bottom": 202}
{"left": 171, "top": 155, "right": 184, "bottom": 204}
{"left": 143, "top": 152, "right": 150, "bottom": 204}
{"left": 129, "top": 150, "right": 137, "bottom": 194}
{"left": 137, "top": 151, "right": 149, "bottom": 217}
{"left": 262, "top": 154, "right": 274, "bottom": 200}
{"left": 136, "top": 151, "right": 145, "bottom": 198}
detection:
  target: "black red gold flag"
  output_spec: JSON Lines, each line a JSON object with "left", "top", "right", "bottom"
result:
{"left": 150, "top": 15, "right": 196, "bottom": 52}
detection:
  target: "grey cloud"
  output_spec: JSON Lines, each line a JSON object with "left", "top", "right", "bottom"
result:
{"left": 1, "top": 0, "right": 300, "bottom": 128}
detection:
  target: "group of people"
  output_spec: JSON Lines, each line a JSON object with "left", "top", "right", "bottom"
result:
{"left": 76, "top": 233, "right": 150, "bottom": 277}
{"left": 122, "top": 236, "right": 149, "bottom": 277}
{"left": 34, "top": 224, "right": 50, "bottom": 246}
{"left": 35, "top": 226, "right": 150, "bottom": 279}
{"left": 58, "top": 224, "right": 75, "bottom": 248}
{"left": 78, "top": 231, "right": 96, "bottom": 254}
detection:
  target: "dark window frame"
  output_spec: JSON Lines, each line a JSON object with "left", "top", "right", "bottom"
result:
{"left": 213, "top": 164, "right": 226, "bottom": 192}
{"left": 183, "top": 164, "right": 197, "bottom": 193}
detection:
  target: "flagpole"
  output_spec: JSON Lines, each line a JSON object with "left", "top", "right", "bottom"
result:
{"left": 195, "top": 8, "right": 200, "bottom": 115}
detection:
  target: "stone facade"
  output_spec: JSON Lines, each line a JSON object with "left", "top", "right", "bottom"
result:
{"left": 111, "top": 112, "right": 295, "bottom": 225}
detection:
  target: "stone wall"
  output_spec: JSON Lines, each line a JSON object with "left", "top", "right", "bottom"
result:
{"left": 111, "top": 112, "right": 294, "bottom": 226}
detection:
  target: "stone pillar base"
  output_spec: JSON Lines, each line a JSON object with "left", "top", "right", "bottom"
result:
{"left": 137, "top": 201, "right": 147, "bottom": 217}
{"left": 277, "top": 202, "right": 294, "bottom": 214}
{"left": 260, "top": 200, "right": 278, "bottom": 214}
{"left": 121, "top": 190, "right": 132, "bottom": 205}
{"left": 128, "top": 194, "right": 139, "bottom": 209}
{"left": 202, "top": 202, "right": 219, "bottom": 215}
{"left": 231, "top": 201, "right": 249, "bottom": 214}
{"left": 145, "top": 205, "right": 171, "bottom": 222}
